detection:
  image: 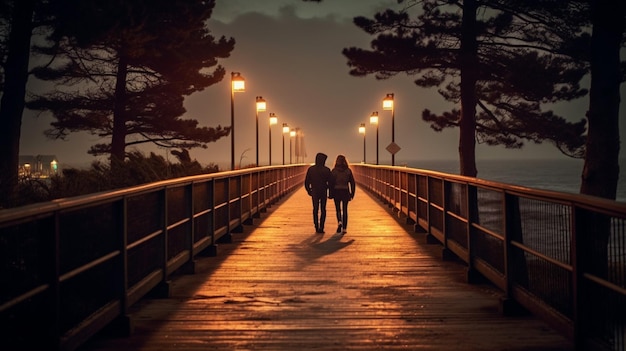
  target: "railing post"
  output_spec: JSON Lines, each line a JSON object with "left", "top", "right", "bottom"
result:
{"left": 180, "top": 184, "right": 196, "bottom": 274}
{"left": 244, "top": 173, "right": 254, "bottom": 225}
{"left": 465, "top": 185, "right": 487, "bottom": 285}
{"left": 571, "top": 206, "right": 584, "bottom": 348}
{"left": 235, "top": 174, "right": 244, "bottom": 233}
{"left": 207, "top": 179, "right": 218, "bottom": 256}
{"left": 425, "top": 175, "right": 436, "bottom": 243}
{"left": 106, "top": 198, "right": 133, "bottom": 337}
{"left": 500, "top": 193, "right": 526, "bottom": 316}
{"left": 222, "top": 178, "right": 234, "bottom": 243}
{"left": 572, "top": 207, "right": 612, "bottom": 349}
{"left": 152, "top": 188, "right": 171, "bottom": 297}
{"left": 441, "top": 180, "right": 454, "bottom": 260}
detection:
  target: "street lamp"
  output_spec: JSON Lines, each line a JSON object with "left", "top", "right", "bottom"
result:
{"left": 289, "top": 129, "right": 296, "bottom": 164}
{"left": 269, "top": 113, "right": 277, "bottom": 165}
{"left": 383, "top": 93, "right": 395, "bottom": 166}
{"left": 255, "top": 96, "right": 266, "bottom": 167}
{"left": 230, "top": 72, "right": 245, "bottom": 170}
{"left": 370, "top": 111, "right": 379, "bottom": 165}
{"left": 282, "top": 123, "right": 289, "bottom": 165}
{"left": 359, "top": 123, "right": 366, "bottom": 163}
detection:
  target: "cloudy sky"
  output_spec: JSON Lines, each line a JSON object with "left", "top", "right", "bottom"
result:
{"left": 19, "top": 0, "right": 625, "bottom": 171}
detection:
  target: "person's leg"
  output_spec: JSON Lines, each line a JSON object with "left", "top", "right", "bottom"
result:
{"left": 312, "top": 195, "right": 320, "bottom": 230}
{"left": 342, "top": 200, "right": 349, "bottom": 231}
{"left": 334, "top": 198, "right": 342, "bottom": 232}
{"left": 334, "top": 198, "right": 341, "bottom": 222}
{"left": 319, "top": 195, "right": 327, "bottom": 231}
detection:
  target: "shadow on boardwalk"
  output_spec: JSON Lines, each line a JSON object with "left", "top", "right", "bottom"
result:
{"left": 79, "top": 188, "right": 573, "bottom": 351}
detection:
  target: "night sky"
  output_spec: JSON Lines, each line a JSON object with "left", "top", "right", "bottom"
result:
{"left": 19, "top": 0, "right": 625, "bottom": 171}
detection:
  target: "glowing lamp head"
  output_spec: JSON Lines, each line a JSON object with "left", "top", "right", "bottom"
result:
{"left": 382, "top": 93, "right": 394, "bottom": 110}
{"left": 256, "top": 96, "right": 266, "bottom": 112}
{"left": 231, "top": 72, "right": 245, "bottom": 92}
{"left": 269, "top": 113, "right": 278, "bottom": 125}
{"left": 282, "top": 123, "right": 290, "bottom": 134}
{"left": 359, "top": 123, "right": 366, "bottom": 134}
{"left": 290, "top": 130, "right": 296, "bottom": 137}
{"left": 370, "top": 111, "right": 379, "bottom": 125}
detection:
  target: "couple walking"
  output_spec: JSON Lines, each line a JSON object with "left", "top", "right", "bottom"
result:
{"left": 304, "top": 152, "right": 356, "bottom": 234}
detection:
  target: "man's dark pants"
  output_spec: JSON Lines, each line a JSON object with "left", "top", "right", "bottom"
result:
{"left": 311, "top": 192, "right": 327, "bottom": 230}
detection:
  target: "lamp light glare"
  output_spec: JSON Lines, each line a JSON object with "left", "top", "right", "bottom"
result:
{"left": 383, "top": 93, "right": 394, "bottom": 110}
{"left": 256, "top": 96, "right": 266, "bottom": 111}
{"left": 370, "top": 111, "right": 379, "bottom": 124}
{"left": 359, "top": 123, "right": 366, "bottom": 134}
{"left": 232, "top": 72, "right": 245, "bottom": 92}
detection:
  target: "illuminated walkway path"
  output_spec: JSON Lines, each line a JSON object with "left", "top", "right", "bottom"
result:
{"left": 79, "top": 187, "right": 573, "bottom": 350}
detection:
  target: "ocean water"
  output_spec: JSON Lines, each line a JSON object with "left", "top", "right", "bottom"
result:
{"left": 402, "top": 158, "right": 626, "bottom": 203}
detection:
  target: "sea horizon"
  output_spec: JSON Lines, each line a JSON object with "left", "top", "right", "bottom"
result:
{"left": 400, "top": 158, "right": 626, "bottom": 203}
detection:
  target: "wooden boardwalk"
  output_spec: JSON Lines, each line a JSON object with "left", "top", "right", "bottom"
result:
{"left": 79, "top": 187, "right": 573, "bottom": 350}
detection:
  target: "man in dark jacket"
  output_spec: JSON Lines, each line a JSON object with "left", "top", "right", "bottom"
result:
{"left": 304, "top": 152, "right": 333, "bottom": 233}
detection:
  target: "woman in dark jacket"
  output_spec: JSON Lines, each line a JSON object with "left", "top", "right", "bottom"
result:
{"left": 330, "top": 154, "right": 355, "bottom": 234}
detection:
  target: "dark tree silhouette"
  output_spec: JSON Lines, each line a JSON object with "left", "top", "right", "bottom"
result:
{"left": 580, "top": 0, "right": 625, "bottom": 200}
{"left": 343, "top": 0, "right": 588, "bottom": 176}
{"left": 0, "top": 0, "right": 36, "bottom": 208}
{"left": 28, "top": 0, "right": 234, "bottom": 171}
{"left": 0, "top": 0, "right": 234, "bottom": 208}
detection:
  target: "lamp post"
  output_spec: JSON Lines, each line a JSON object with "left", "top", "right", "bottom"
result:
{"left": 282, "top": 123, "right": 289, "bottom": 165}
{"left": 383, "top": 93, "right": 395, "bottom": 166}
{"left": 370, "top": 111, "right": 379, "bottom": 165}
{"left": 359, "top": 123, "right": 366, "bottom": 163}
{"left": 230, "top": 72, "right": 245, "bottom": 170}
{"left": 289, "top": 129, "right": 296, "bottom": 164}
{"left": 255, "top": 96, "right": 266, "bottom": 167}
{"left": 269, "top": 113, "right": 277, "bottom": 165}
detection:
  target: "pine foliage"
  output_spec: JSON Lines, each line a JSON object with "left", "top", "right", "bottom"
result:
{"left": 28, "top": 0, "right": 235, "bottom": 158}
{"left": 343, "top": 0, "right": 589, "bottom": 159}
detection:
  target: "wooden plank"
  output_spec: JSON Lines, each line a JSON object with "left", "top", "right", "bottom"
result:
{"left": 79, "top": 188, "right": 573, "bottom": 350}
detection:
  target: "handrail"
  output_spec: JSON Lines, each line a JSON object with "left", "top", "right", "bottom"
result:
{"left": 2, "top": 162, "right": 624, "bottom": 350}
{"left": 0, "top": 164, "right": 307, "bottom": 351}
{"left": 352, "top": 163, "right": 626, "bottom": 351}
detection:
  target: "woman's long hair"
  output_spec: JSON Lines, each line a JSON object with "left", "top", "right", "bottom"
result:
{"left": 334, "top": 154, "right": 349, "bottom": 169}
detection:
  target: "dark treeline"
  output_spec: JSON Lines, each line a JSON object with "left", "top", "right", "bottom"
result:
{"left": 1, "top": 0, "right": 625, "bottom": 208}
{"left": 341, "top": 0, "right": 624, "bottom": 200}
{"left": 0, "top": 0, "right": 234, "bottom": 208}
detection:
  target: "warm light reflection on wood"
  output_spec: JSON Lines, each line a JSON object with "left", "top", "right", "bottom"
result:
{"left": 96, "top": 186, "right": 573, "bottom": 349}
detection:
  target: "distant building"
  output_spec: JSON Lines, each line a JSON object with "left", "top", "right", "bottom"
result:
{"left": 19, "top": 155, "right": 59, "bottom": 179}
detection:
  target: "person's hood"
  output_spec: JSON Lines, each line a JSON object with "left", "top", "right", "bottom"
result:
{"left": 315, "top": 152, "right": 327, "bottom": 166}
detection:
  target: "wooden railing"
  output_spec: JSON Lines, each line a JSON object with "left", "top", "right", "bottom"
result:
{"left": 3, "top": 162, "right": 625, "bottom": 350}
{"left": 353, "top": 164, "right": 626, "bottom": 351}
{"left": 0, "top": 165, "right": 307, "bottom": 351}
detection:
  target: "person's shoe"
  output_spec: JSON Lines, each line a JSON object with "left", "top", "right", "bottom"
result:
{"left": 342, "top": 228, "right": 347, "bottom": 234}
{"left": 316, "top": 227, "right": 324, "bottom": 234}
{"left": 336, "top": 222, "right": 342, "bottom": 234}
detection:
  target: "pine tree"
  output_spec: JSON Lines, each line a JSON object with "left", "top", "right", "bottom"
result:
{"left": 343, "top": 0, "right": 588, "bottom": 176}
{"left": 580, "top": 0, "right": 625, "bottom": 200}
{"left": 28, "top": 0, "right": 235, "bottom": 170}
{"left": 0, "top": 0, "right": 36, "bottom": 208}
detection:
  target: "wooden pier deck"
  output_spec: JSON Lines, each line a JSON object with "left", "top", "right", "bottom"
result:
{"left": 78, "top": 187, "right": 573, "bottom": 350}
